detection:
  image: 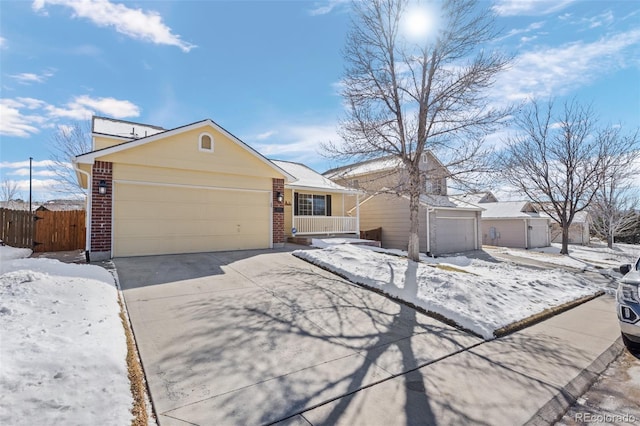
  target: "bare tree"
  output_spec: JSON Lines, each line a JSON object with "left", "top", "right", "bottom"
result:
{"left": 497, "top": 99, "right": 629, "bottom": 255}
{"left": 325, "top": 0, "right": 511, "bottom": 260}
{"left": 589, "top": 127, "right": 640, "bottom": 248}
{"left": 48, "top": 121, "right": 91, "bottom": 197}
{"left": 1, "top": 179, "right": 22, "bottom": 208}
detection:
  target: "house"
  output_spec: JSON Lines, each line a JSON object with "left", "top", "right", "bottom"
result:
{"left": 548, "top": 210, "right": 591, "bottom": 245}
{"left": 324, "top": 153, "right": 482, "bottom": 256}
{"left": 470, "top": 200, "right": 551, "bottom": 249}
{"left": 74, "top": 116, "right": 358, "bottom": 260}
{"left": 269, "top": 160, "right": 360, "bottom": 237}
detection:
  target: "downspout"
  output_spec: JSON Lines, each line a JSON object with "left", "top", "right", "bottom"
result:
{"left": 426, "top": 207, "right": 434, "bottom": 255}
{"left": 524, "top": 219, "right": 529, "bottom": 249}
{"left": 73, "top": 161, "right": 91, "bottom": 261}
{"left": 355, "top": 192, "right": 360, "bottom": 236}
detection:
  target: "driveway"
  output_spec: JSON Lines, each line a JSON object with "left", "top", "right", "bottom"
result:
{"left": 115, "top": 246, "right": 480, "bottom": 425}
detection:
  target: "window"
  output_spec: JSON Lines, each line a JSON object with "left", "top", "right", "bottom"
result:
{"left": 295, "top": 194, "right": 331, "bottom": 216}
{"left": 350, "top": 179, "right": 359, "bottom": 189}
{"left": 426, "top": 178, "right": 444, "bottom": 195}
{"left": 199, "top": 133, "right": 214, "bottom": 152}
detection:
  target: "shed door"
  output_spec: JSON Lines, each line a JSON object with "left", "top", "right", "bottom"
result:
{"left": 113, "top": 183, "right": 270, "bottom": 257}
{"left": 527, "top": 220, "right": 549, "bottom": 248}
{"left": 434, "top": 216, "right": 476, "bottom": 254}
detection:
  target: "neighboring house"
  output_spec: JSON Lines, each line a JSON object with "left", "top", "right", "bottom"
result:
{"left": 546, "top": 210, "right": 591, "bottom": 245}
{"left": 74, "top": 116, "right": 357, "bottom": 259}
{"left": 36, "top": 199, "right": 86, "bottom": 211}
{"left": 470, "top": 200, "right": 551, "bottom": 249}
{"left": 324, "top": 154, "right": 482, "bottom": 256}
{"left": 454, "top": 191, "right": 498, "bottom": 205}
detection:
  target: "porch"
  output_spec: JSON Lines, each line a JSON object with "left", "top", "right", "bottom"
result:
{"left": 293, "top": 215, "right": 358, "bottom": 235}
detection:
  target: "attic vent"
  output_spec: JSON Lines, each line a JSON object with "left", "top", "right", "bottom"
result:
{"left": 199, "top": 133, "right": 214, "bottom": 152}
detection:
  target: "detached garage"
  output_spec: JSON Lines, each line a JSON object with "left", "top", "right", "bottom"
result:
{"left": 355, "top": 193, "right": 482, "bottom": 256}
{"left": 74, "top": 117, "right": 294, "bottom": 259}
{"left": 479, "top": 201, "right": 551, "bottom": 249}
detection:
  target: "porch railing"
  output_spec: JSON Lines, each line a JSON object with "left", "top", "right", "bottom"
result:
{"left": 293, "top": 216, "right": 358, "bottom": 235}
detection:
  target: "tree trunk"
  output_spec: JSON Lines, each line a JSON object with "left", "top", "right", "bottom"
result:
{"left": 408, "top": 189, "right": 421, "bottom": 262}
{"left": 607, "top": 231, "right": 613, "bottom": 249}
{"left": 560, "top": 223, "right": 570, "bottom": 255}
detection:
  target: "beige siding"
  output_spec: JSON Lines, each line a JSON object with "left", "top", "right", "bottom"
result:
{"left": 113, "top": 182, "right": 270, "bottom": 257}
{"left": 93, "top": 135, "right": 128, "bottom": 150}
{"left": 358, "top": 194, "right": 428, "bottom": 252}
{"left": 98, "top": 126, "right": 282, "bottom": 179}
{"left": 482, "top": 219, "right": 527, "bottom": 248}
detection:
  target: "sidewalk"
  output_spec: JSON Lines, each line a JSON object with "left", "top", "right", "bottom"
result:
{"left": 282, "top": 294, "right": 622, "bottom": 425}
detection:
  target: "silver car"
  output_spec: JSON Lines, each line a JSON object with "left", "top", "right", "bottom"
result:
{"left": 618, "top": 257, "right": 640, "bottom": 350}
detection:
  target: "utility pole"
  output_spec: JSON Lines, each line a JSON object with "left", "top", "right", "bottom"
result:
{"left": 29, "top": 157, "right": 33, "bottom": 213}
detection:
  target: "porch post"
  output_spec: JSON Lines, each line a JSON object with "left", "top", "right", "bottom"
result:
{"left": 292, "top": 190, "right": 296, "bottom": 234}
{"left": 356, "top": 193, "right": 360, "bottom": 236}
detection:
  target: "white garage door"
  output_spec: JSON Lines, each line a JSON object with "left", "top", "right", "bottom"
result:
{"left": 113, "top": 183, "right": 271, "bottom": 257}
{"left": 528, "top": 220, "right": 549, "bottom": 248}
{"left": 434, "top": 216, "right": 476, "bottom": 254}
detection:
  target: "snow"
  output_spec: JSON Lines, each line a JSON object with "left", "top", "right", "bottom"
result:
{"left": 92, "top": 116, "right": 164, "bottom": 139}
{"left": 489, "top": 242, "right": 640, "bottom": 272}
{"left": 478, "top": 201, "right": 543, "bottom": 218}
{"left": 293, "top": 244, "right": 604, "bottom": 339}
{"left": 271, "top": 160, "right": 355, "bottom": 192}
{"left": 0, "top": 245, "right": 32, "bottom": 260}
{"left": 0, "top": 246, "right": 132, "bottom": 425}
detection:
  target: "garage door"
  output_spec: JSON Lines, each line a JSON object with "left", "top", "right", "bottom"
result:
{"left": 434, "top": 216, "right": 476, "bottom": 254}
{"left": 113, "top": 183, "right": 270, "bottom": 257}
{"left": 527, "top": 220, "right": 549, "bottom": 248}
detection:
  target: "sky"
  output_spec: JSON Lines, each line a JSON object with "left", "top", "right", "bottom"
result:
{"left": 0, "top": 0, "right": 639, "bottom": 201}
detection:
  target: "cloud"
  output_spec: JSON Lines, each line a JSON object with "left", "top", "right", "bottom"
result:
{"left": 255, "top": 130, "right": 277, "bottom": 140}
{"left": 493, "top": 29, "right": 640, "bottom": 102}
{"left": 32, "top": 0, "right": 196, "bottom": 52}
{"left": 10, "top": 69, "right": 55, "bottom": 85}
{"left": 0, "top": 37, "right": 6, "bottom": 49}
{"left": 492, "top": 0, "right": 576, "bottom": 16}
{"left": 309, "top": 0, "right": 349, "bottom": 16}
{"left": 0, "top": 95, "right": 140, "bottom": 137}
{"left": 7, "top": 168, "right": 57, "bottom": 177}
{"left": 496, "top": 21, "right": 545, "bottom": 42}
{"left": 251, "top": 122, "right": 340, "bottom": 169}
{"left": 0, "top": 99, "right": 47, "bottom": 137}
{"left": 1, "top": 160, "right": 57, "bottom": 168}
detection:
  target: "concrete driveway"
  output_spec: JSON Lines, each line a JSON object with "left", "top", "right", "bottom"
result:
{"left": 115, "top": 246, "right": 480, "bottom": 425}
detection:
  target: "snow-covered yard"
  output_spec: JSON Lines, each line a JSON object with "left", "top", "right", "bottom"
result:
{"left": 488, "top": 241, "right": 640, "bottom": 273}
{"left": 0, "top": 245, "right": 132, "bottom": 425}
{"left": 295, "top": 242, "right": 607, "bottom": 339}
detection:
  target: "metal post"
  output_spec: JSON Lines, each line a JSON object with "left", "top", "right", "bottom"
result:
{"left": 29, "top": 157, "right": 32, "bottom": 213}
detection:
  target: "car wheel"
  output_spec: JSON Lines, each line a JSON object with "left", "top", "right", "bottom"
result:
{"left": 622, "top": 333, "right": 640, "bottom": 353}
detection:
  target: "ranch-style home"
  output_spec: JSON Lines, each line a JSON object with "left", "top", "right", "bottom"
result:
{"left": 324, "top": 153, "right": 483, "bottom": 256}
{"left": 74, "top": 116, "right": 358, "bottom": 260}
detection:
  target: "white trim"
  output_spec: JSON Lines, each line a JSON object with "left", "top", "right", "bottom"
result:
{"left": 72, "top": 162, "right": 91, "bottom": 253}
{"left": 433, "top": 216, "right": 476, "bottom": 220}
{"left": 76, "top": 119, "right": 296, "bottom": 182}
{"left": 269, "top": 190, "right": 273, "bottom": 249}
{"left": 111, "top": 182, "right": 115, "bottom": 258}
{"left": 285, "top": 184, "right": 360, "bottom": 194}
{"left": 199, "top": 132, "right": 214, "bottom": 153}
{"left": 113, "top": 179, "right": 271, "bottom": 193}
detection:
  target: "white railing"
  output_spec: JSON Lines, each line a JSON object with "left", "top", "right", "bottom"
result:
{"left": 294, "top": 216, "right": 358, "bottom": 235}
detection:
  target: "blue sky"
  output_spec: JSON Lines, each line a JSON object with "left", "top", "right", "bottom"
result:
{"left": 1, "top": 0, "right": 639, "bottom": 201}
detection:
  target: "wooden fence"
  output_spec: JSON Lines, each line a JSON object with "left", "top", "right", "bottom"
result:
{"left": 0, "top": 208, "right": 33, "bottom": 248}
{"left": 0, "top": 208, "right": 86, "bottom": 252}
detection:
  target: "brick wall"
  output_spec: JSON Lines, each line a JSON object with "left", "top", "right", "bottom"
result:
{"left": 91, "top": 161, "right": 112, "bottom": 253}
{"left": 272, "top": 178, "right": 285, "bottom": 244}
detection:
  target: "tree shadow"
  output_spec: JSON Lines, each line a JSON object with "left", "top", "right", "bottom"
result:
{"left": 122, "top": 251, "right": 595, "bottom": 425}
